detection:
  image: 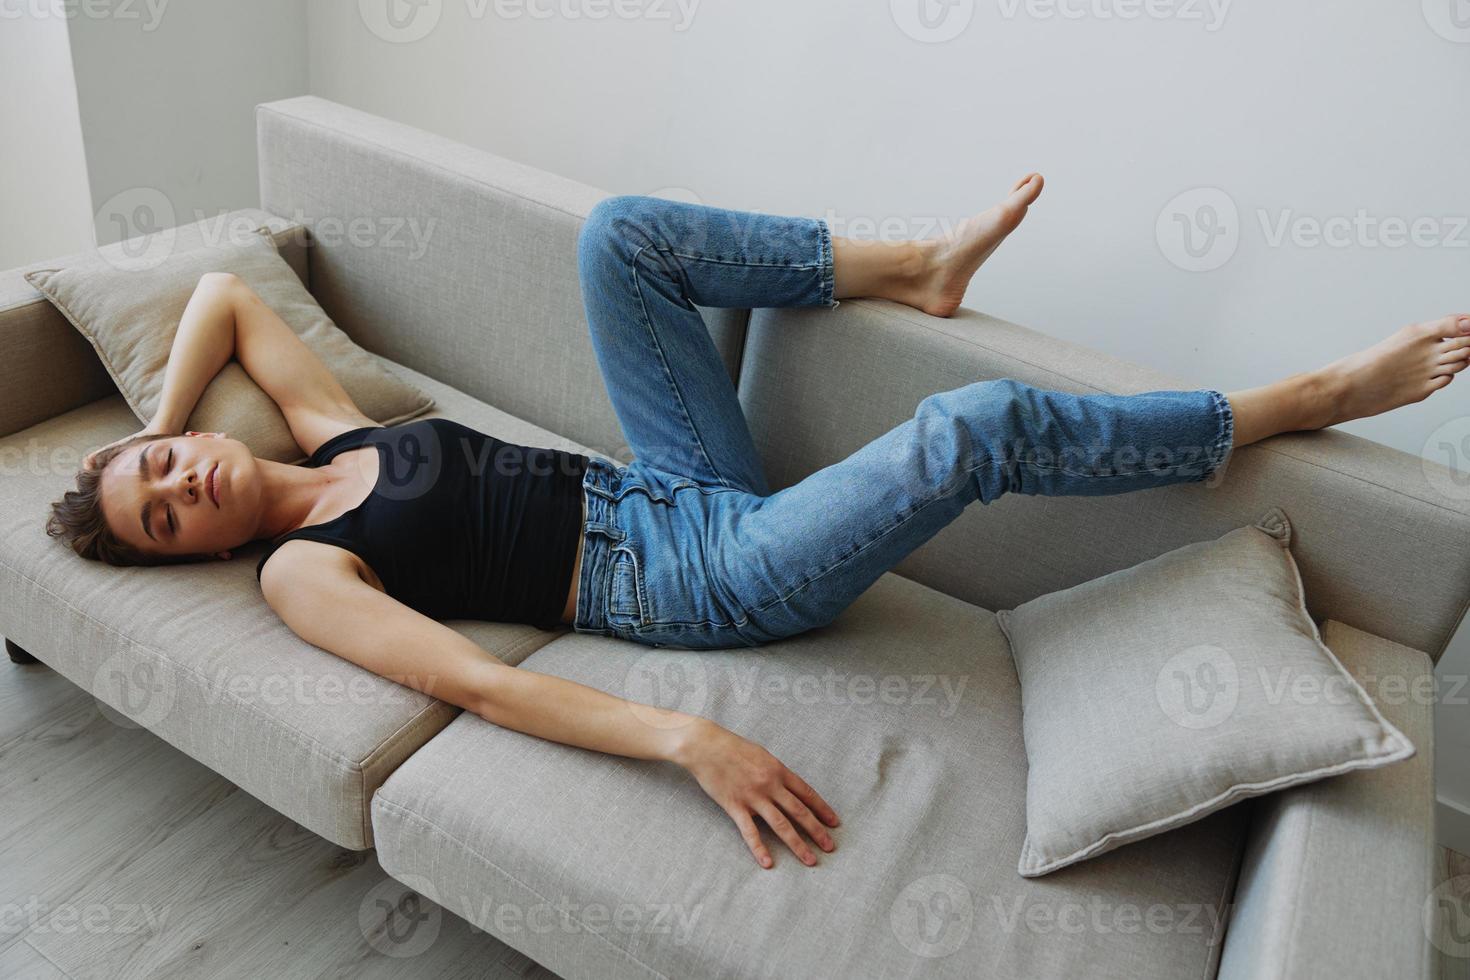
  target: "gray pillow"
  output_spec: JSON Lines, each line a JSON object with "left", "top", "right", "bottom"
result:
{"left": 24, "top": 228, "right": 434, "bottom": 464}
{"left": 997, "top": 509, "right": 1414, "bottom": 877}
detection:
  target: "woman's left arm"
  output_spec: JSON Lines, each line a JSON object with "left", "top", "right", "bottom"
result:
{"left": 151, "top": 272, "right": 377, "bottom": 453}
{"left": 146, "top": 273, "right": 245, "bottom": 435}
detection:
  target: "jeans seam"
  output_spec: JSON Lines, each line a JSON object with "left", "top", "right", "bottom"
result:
{"left": 816, "top": 218, "right": 836, "bottom": 309}
{"left": 630, "top": 244, "right": 738, "bottom": 491}
{"left": 665, "top": 249, "right": 823, "bottom": 271}
{"left": 1204, "top": 388, "right": 1235, "bottom": 478}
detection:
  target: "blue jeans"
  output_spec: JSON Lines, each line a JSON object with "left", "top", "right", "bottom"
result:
{"left": 570, "top": 196, "right": 1235, "bottom": 650}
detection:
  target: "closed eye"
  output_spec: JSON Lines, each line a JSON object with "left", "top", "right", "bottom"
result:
{"left": 159, "top": 447, "right": 176, "bottom": 536}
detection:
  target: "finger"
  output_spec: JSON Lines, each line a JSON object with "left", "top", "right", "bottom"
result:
{"left": 754, "top": 799, "right": 817, "bottom": 867}
{"left": 784, "top": 771, "right": 840, "bottom": 827}
{"left": 727, "top": 806, "right": 773, "bottom": 869}
{"left": 776, "top": 788, "right": 835, "bottom": 853}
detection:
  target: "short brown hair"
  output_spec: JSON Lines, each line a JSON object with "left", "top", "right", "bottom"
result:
{"left": 46, "top": 432, "right": 200, "bottom": 567}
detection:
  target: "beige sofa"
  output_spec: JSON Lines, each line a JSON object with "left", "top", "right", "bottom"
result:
{"left": 2, "top": 95, "right": 1459, "bottom": 979}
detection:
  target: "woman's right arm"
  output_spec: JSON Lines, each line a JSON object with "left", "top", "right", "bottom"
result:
{"left": 260, "top": 542, "right": 840, "bottom": 868}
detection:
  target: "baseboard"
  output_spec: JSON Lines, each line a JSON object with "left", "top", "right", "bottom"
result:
{"left": 1439, "top": 796, "right": 1470, "bottom": 857}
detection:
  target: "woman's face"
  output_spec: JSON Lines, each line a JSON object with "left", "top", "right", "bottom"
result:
{"left": 99, "top": 432, "right": 264, "bottom": 559}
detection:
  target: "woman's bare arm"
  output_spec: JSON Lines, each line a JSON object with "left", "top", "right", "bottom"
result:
{"left": 260, "top": 541, "right": 841, "bottom": 868}
{"left": 145, "top": 274, "right": 242, "bottom": 434}
{"left": 148, "top": 273, "right": 375, "bottom": 451}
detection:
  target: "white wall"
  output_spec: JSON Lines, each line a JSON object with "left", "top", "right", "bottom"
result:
{"left": 64, "top": 0, "right": 309, "bottom": 247}
{"left": 303, "top": 0, "right": 1470, "bottom": 843}
{"left": 0, "top": 7, "right": 95, "bottom": 268}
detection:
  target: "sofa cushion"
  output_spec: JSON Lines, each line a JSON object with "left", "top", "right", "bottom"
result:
{"left": 371, "top": 573, "right": 1247, "bottom": 980}
{"left": 0, "top": 355, "right": 610, "bottom": 850}
{"left": 0, "top": 209, "right": 307, "bottom": 441}
{"left": 998, "top": 510, "right": 1414, "bottom": 877}
{"left": 23, "top": 231, "right": 435, "bottom": 464}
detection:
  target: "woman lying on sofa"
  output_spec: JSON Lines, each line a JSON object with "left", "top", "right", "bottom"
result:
{"left": 48, "top": 176, "right": 1469, "bottom": 870}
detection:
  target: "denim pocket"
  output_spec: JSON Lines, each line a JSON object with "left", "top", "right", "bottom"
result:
{"left": 606, "top": 547, "right": 646, "bottom": 627}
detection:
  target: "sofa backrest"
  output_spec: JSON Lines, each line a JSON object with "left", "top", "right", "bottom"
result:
{"left": 255, "top": 96, "right": 747, "bottom": 464}
{"left": 253, "top": 96, "right": 1468, "bottom": 661}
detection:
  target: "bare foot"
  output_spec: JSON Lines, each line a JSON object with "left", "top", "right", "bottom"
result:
{"left": 909, "top": 173, "right": 1044, "bottom": 317}
{"left": 1306, "top": 315, "right": 1470, "bottom": 427}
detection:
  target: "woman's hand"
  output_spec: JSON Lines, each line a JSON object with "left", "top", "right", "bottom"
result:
{"left": 672, "top": 718, "right": 840, "bottom": 869}
{"left": 82, "top": 421, "right": 177, "bottom": 470}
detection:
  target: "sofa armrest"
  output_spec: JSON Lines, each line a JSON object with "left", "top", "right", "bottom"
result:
{"left": 1216, "top": 620, "right": 1437, "bottom": 980}
{"left": 0, "top": 209, "right": 306, "bottom": 439}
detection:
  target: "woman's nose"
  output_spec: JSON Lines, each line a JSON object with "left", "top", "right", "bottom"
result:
{"left": 175, "top": 471, "right": 199, "bottom": 500}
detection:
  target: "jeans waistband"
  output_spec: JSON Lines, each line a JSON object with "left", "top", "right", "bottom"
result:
{"left": 575, "top": 456, "right": 626, "bottom": 634}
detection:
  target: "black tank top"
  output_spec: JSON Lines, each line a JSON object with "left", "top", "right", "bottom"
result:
{"left": 255, "top": 417, "right": 589, "bottom": 630}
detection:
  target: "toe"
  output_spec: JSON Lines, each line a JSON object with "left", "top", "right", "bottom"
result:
{"left": 1009, "top": 173, "right": 1044, "bottom": 206}
{"left": 1414, "top": 315, "right": 1466, "bottom": 340}
{"left": 1438, "top": 345, "right": 1470, "bottom": 364}
{"left": 1435, "top": 355, "right": 1470, "bottom": 376}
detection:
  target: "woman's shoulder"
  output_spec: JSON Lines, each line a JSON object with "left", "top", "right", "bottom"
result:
{"left": 257, "top": 537, "right": 384, "bottom": 594}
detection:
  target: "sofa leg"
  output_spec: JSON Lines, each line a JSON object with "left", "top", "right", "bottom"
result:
{"left": 6, "top": 639, "right": 40, "bottom": 665}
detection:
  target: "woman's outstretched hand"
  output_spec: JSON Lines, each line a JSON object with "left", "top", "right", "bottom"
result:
{"left": 671, "top": 718, "right": 840, "bottom": 869}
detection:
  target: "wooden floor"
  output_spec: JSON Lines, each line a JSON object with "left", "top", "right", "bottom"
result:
{"left": 0, "top": 653, "right": 560, "bottom": 980}
{"left": 4, "top": 652, "right": 1468, "bottom": 980}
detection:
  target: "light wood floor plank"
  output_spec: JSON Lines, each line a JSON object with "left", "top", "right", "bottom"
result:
{"left": 0, "top": 938, "right": 73, "bottom": 980}
{"left": 3, "top": 648, "right": 563, "bottom": 980}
